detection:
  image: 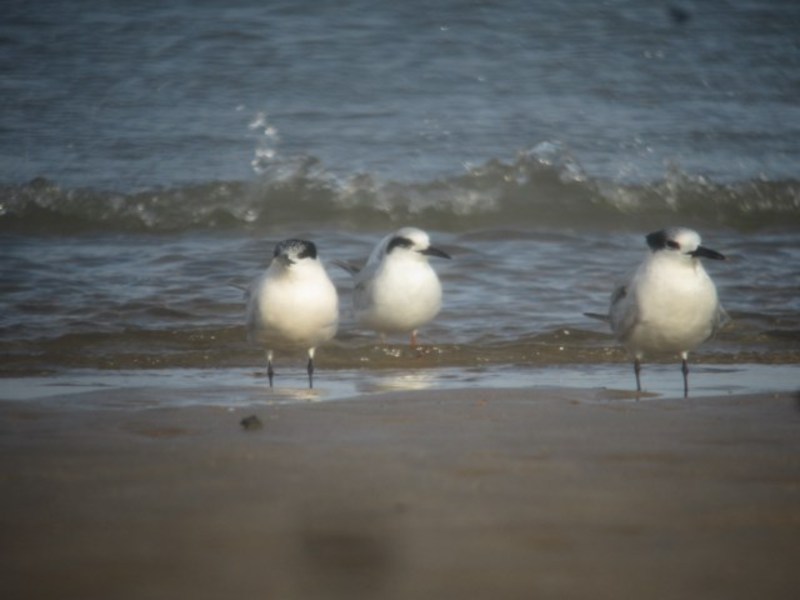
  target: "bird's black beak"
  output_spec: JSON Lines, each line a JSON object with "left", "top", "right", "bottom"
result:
{"left": 690, "top": 246, "right": 726, "bottom": 260}
{"left": 421, "top": 246, "right": 452, "bottom": 259}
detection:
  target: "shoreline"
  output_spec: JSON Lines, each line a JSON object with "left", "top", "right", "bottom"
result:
{"left": 2, "top": 387, "right": 799, "bottom": 599}
{"left": 1, "top": 361, "right": 798, "bottom": 407}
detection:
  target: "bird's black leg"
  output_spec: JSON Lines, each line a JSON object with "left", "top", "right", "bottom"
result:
{"left": 681, "top": 356, "right": 689, "bottom": 398}
{"left": 266, "top": 350, "right": 274, "bottom": 389}
{"left": 634, "top": 358, "right": 642, "bottom": 393}
{"left": 306, "top": 347, "right": 317, "bottom": 389}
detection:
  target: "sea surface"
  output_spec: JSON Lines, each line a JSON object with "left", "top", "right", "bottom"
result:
{"left": 1, "top": 0, "right": 798, "bottom": 404}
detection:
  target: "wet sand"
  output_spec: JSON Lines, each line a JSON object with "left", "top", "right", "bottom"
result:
{"left": 2, "top": 387, "right": 799, "bottom": 599}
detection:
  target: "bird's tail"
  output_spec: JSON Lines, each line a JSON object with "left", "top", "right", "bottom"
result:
{"left": 330, "top": 259, "right": 362, "bottom": 276}
{"left": 229, "top": 281, "right": 250, "bottom": 300}
{"left": 584, "top": 312, "right": 610, "bottom": 322}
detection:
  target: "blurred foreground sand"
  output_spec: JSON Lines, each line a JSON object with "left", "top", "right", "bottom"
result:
{"left": 2, "top": 388, "right": 799, "bottom": 599}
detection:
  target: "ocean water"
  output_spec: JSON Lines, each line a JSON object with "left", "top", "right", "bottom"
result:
{"left": 1, "top": 0, "right": 798, "bottom": 402}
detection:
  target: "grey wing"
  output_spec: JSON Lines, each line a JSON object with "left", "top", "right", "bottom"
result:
{"left": 244, "top": 276, "right": 265, "bottom": 341}
{"left": 710, "top": 303, "right": 731, "bottom": 337}
{"left": 608, "top": 284, "right": 638, "bottom": 341}
{"left": 609, "top": 283, "right": 626, "bottom": 310}
{"left": 352, "top": 275, "right": 373, "bottom": 312}
{"left": 350, "top": 258, "right": 380, "bottom": 307}
{"left": 243, "top": 275, "right": 260, "bottom": 303}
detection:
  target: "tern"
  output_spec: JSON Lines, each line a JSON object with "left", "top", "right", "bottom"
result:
{"left": 246, "top": 239, "right": 339, "bottom": 388}
{"left": 607, "top": 227, "right": 728, "bottom": 397}
{"left": 337, "top": 227, "right": 451, "bottom": 347}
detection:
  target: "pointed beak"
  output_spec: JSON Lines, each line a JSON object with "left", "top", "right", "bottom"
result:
{"left": 421, "top": 245, "right": 452, "bottom": 260}
{"left": 690, "top": 245, "right": 726, "bottom": 260}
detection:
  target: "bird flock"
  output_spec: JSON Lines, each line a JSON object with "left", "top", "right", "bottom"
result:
{"left": 246, "top": 226, "right": 727, "bottom": 397}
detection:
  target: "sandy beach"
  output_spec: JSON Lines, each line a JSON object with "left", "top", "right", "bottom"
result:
{"left": 2, "top": 387, "right": 799, "bottom": 600}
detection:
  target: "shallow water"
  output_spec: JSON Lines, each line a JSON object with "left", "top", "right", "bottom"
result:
{"left": 2, "top": 228, "right": 799, "bottom": 357}
{"left": 1, "top": 227, "right": 798, "bottom": 400}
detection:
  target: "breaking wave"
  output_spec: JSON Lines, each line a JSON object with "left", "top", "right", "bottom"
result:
{"left": 2, "top": 145, "right": 799, "bottom": 234}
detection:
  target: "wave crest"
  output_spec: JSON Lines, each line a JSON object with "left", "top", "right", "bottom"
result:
{"left": 2, "top": 151, "right": 799, "bottom": 233}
